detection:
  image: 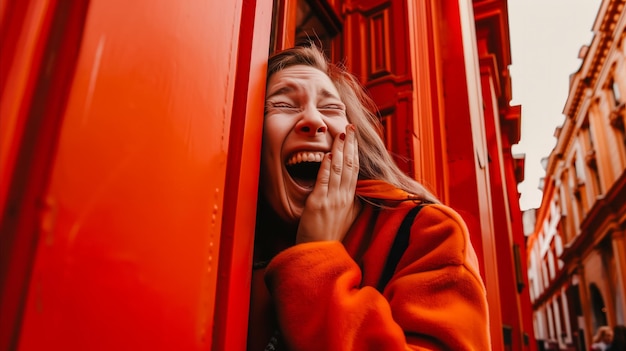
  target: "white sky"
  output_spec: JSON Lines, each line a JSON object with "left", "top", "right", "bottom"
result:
{"left": 508, "top": 0, "right": 603, "bottom": 211}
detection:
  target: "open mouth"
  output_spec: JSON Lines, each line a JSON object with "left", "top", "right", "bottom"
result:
{"left": 285, "top": 151, "right": 325, "bottom": 189}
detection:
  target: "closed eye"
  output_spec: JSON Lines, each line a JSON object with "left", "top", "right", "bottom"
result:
{"left": 318, "top": 104, "right": 346, "bottom": 116}
{"left": 265, "top": 101, "right": 301, "bottom": 114}
{"left": 272, "top": 102, "right": 296, "bottom": 108}
{"left": 320, "top": 104, "right": 343, "bottom": 110}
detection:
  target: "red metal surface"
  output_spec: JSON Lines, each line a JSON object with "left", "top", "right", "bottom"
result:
{"left": 5, "top": 0, "right": 259, "bottom": 350}
{"left": 0, "top": 1, "right": 89, "bottom": 350}
{"left": 0, "top": 0, "right": 53, "bottom": 230}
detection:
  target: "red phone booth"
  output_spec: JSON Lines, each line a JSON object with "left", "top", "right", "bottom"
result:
{"left": 1, "top": 0, "right": 535, "bottom": 350}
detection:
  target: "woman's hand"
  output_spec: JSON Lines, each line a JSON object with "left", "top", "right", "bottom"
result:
{"left": 296, "top": 124, "right": 361, "bottom": 243}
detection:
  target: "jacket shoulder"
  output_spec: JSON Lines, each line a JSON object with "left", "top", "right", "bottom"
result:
{"left": 398, "top": 203, "right": 482, "bottom": 278}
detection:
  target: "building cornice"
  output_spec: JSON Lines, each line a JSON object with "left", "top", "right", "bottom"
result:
{"left": 474, "top": 0, "right": 513, "bottom": 104}
{"left": 562, "top": 0, "right": 624, "bottom": 120}
{"left": 545, "top": 0, "right": 625, "bottom": 183}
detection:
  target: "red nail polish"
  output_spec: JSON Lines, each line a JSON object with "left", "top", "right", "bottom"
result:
{"left": 339, "top": 133, "right": 346, "bottom": 141}
{"left": 328, "top": 153, "right": 332, "bottom": 160}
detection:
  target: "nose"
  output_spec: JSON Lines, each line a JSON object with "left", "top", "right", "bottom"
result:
{"left": 296, "top": 107, "right": 327, "bottom": 136}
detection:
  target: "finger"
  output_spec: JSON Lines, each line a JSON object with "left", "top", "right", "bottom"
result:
{"left": 312, "top": 152, "right": 332, "bottom": 197}
{"left": 327, "top": 131, "right": 346, "bottom": 193}
{"left": 341, "top": 124, "right": 358, "bottom": 189}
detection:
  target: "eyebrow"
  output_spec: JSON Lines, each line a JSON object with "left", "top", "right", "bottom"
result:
{"left": 266, "top": 83, "right": 341, "bottom": 101}
{"left": 266, "top": 85, "right": 295, "bottom": 99}
{"left": 319, "top": 89, "right": 339, "bottom": 99}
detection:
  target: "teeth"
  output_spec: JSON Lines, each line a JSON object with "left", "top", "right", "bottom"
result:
{"left": 287, "top": 151, "right": 325, "bottom": 165}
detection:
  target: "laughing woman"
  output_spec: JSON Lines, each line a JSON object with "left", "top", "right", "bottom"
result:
{"left": 248, "top": 44, "right": 491, "bottom": 351}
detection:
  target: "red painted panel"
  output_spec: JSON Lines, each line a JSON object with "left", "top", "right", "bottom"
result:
{"left": 0, "top": 1, "right": 90, "bottom": 349}
{"left": 0, "top": 0, "right": 54, "bottom": 226}
{"left": 14, "top": 0, "right": 246, "bottom": 350}
{"left": 342, "top": 0, "right": 417, "bottom": 178}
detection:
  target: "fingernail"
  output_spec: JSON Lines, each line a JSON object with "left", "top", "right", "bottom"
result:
{"left": 339, "top": 133, "right": 346, "bottom": 141}
{"left": 348, "top": 124, "right": 356, "bottom": 131}
{"left": 328, "top": 153, "right": 332, "bottom": 160}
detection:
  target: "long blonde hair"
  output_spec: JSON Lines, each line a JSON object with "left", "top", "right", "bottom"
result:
{"left": 267, "top": 45, "right": 440, "bottom": 204}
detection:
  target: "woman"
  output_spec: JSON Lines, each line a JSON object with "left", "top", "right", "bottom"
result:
{"left": 591, "top": 326, "right": 613, "bottom": 351}
{"left": 248, "top": 44, "right": 490, "bottom": 350}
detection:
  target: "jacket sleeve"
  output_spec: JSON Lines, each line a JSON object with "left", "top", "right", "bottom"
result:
{"left": 264, "top": 204, "right": 491, "bottom": 351}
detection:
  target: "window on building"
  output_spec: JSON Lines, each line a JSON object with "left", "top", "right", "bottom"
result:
{"left": 557, "top": 217, "right": 569, "bottom": 247}
{"left": 610, "top": 76, "right": 622, "bottom": 106}
{"left": 571, "top": 156, "right": 587, "bottom": 221}
{"left": 554, "top": 235, "right": 564, "bottom": 269}
{"left": 607, "top": 79, "right": 626, "bottom": 161}
{"left": 533, "top": 310, "right": 545, "bottom": 341}
{"left": 547, "top": 248, "right": 556, "bottom": 280}
{"left": 580, "top": 117, "right": 603, "bottom": 197}
{"left": 553, "top": 296, "right": 566, "bottom": 346}
{"left": 573, "top": 153, "right": 586, "bottom": 187}
{"left": 562, "top": 168, "right": 582, "bottom": 234}
{"left": 611, "top": 116, "right": 626, "bottom": 164}
{"left": 559, "top": 173, "right": 576, "bottom": 242}
{"left": 542, "top": 260, "right": 549, "bottom": 292}
{"left": 589, "top": 284, "right": 608, "bottom": 329}
{"left": 606, "top": 66, "right": 626, "bottom": 159}
{"left": 554, "top": 194, "right": 569, "bottom": 251}
{"left": 561, "top": 288, "right": 573, "bottom": 340}
{"left": 547, "top": 302, "right": 556, "bottom": 342}
{"left": 529, "top": 275, "right": 536, "bottom": 301}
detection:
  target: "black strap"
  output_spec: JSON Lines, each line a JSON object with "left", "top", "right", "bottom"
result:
{"left": 377, "top": 204, "right": 424, "bottom": 292}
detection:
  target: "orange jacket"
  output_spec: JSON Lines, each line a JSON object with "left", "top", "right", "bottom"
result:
{"left": 249, "top": 188, "right": 490, "bottom": 350}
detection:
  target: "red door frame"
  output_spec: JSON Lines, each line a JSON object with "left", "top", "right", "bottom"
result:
{"left": 212, "top": 0, "right": 273, "bottom": 349}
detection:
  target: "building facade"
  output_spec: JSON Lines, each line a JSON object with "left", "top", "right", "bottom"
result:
{"left": 0, "top": 0, "right": 534, "bottom": 350}
{"left": 526, "top": 0, "right": 626, "bottom": 350}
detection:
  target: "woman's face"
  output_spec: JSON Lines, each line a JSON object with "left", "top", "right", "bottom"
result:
{"left": 261, "top": 64, "right": 350, "bottom": 222}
